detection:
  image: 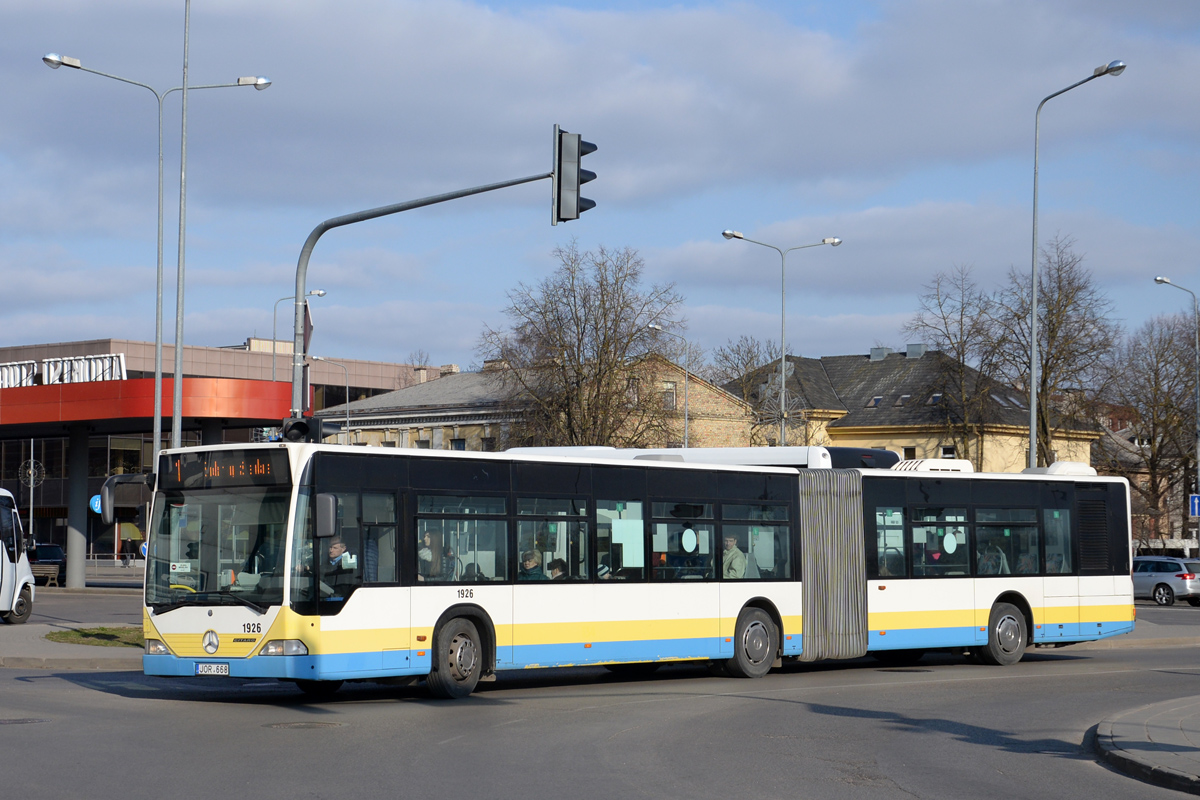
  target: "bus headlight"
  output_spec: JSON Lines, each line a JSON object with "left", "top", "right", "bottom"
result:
{"left": 145, "top": 639, "right": 171, "bottom": 656}
{"left": 259, "top": 639, "right": 308, "bottom": 656}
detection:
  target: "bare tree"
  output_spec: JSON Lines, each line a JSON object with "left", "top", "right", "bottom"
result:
{"left": 478, "top": 242, "right": 685, "bottom": 447}
{"left": 706, "top": 335, "right": 779, "bottom": 403}
{"left": 395, "top": 348, "right": 433, "bottom": 389}
{"left": 990, "top": 235, "right": 1121, "bottom": 465}
{"left": 1096, "top": 315, "right": 1192, "bottom": 547}
{"left": 902, "top": 265, "right": 1001, "bottom": 469}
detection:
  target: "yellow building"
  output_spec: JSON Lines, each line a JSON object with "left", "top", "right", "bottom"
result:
{"left": 730, "top": 346, "right": 1097, "bottom": 472}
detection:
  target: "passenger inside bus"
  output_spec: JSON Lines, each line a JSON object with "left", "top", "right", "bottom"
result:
{"left": 722, "top": 534, "right": 747, "bottom": 579}
{"left": 519, "top": 550, "right": 547, "bottom": 580}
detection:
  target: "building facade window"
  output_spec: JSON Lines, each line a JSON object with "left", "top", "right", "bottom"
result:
{"left": 662, "top": 381, "right": 677, "bottom": 411}
{"left": 940, "top": 445, "right": 956, "bottom": 459}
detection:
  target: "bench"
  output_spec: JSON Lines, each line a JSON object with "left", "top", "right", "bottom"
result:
{"left": 30, "top": 564, "right": 60, "bottom": 587}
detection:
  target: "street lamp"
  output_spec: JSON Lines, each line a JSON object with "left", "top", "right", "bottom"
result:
{"left": 311, "top": 357, "right": 350, "bottom": 445}
{"left": 1028, "top": 59, "right": 1125, "bottom": 468}
{"left": 43, "top": 52, "right": 270, "bottom": 455}
{"left": 723, "top": 229, "right": 841, "bottom": 445}
{"left": 648, "top": 323, "right": 690, "bottom": 447}
{"left": 1155, "top": 277, "right": 1200, "bottom": 501}
{"left": 273, "top": 290, "right": 325, "bottom": 381}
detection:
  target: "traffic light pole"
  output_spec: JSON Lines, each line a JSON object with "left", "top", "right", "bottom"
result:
{"left": 287, "top": 172, "right": 550, "bottom": 421}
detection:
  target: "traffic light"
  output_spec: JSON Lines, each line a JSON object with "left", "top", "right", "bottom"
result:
{"left": 552, "top": 124, "right": 597, "bottom": 225}
{"left": 280, "top": 416, "right": 344, "bottom": 443}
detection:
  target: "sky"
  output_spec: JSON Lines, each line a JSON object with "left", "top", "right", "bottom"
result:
{"left": 3, "top": 0, "right": 1199, "bottom": 372}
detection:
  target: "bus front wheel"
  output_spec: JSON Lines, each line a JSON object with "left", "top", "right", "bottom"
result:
{"left": 427, "top": 618, "right": 482, "bottom": 699}
{"left": 725, "top": 608, "right": 777, "bottom": 679}
{"left": 974, "top": 603, "right": 1027, "bottom": 666}
{"left": 1, "top": 586, "right": 32, "bottom": 625}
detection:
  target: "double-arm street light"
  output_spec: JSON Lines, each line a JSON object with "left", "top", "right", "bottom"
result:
{"left": 310, "top": 356, "right": 350, "bottom": 445}
{"left": 274, "top": 290, "right": 325, "bottom": 381}
{"left": 43, "top": 52, "right": 270, "bottom": 456}
{"left": 1028, "top": 59, "right": 1125, "bottom": 468}
{"left": 723, "top": 230, "right": 841, "bottom": 445}
{"left": 1155, "top": 277, "right": 1200, "bottom": 500}
{"left": 648, "top": 323, "right": 690, "bottom": 447}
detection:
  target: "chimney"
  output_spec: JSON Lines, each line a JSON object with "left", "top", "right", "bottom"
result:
{"left": 440, "top": 364, "right": 460, "bottom": 377}
{"left": 869, "top": 347, "right": 892, "bottom": 362}
{"left": 906, "top": 343, "right": 927, "bottom": 359}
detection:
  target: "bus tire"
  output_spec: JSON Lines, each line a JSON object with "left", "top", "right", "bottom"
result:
{"left": 427, "top": 618, "right": 482, "bottom": 699}
{"left": 1153, "top": 584, "right": 1175, "bottom": 606}
{"left": 295, "top": 679, "right": 343, "bottom": 697}
{"left": 2, "top": 586, "right": 32, "bottom": 625}
{"left": 725, "top": 608, "right": 777, "bottom": 679}
{"left": 976, "top": 603, "right": 1027, "bottom": 666}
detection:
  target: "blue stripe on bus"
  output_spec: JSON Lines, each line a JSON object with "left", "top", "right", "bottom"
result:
{"left": 144, "top": 619, "right": 1137, "bottom": 680}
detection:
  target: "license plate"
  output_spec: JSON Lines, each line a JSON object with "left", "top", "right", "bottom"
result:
{"left": 195, "top": 663, "right": 229, "bottom": 676}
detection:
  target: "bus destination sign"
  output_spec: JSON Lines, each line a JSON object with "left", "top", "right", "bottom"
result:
{"left": 159, "top": 448, "right": 291, "bottom": 490}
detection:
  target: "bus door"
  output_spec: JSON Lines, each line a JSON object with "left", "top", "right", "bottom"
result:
{"left": 1041, "top": 503, "right": 1078, "bottom": 639}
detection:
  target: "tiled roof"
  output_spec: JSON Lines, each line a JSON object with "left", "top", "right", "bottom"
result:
{"left": 316, "top": 371, "right": 502, "bottom": 417}
{"left": 819, "top": 351, "right": 1029, "bottom": 429}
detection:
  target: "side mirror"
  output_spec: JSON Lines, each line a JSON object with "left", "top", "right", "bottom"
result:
{"left": 315, "top": 493, "right": 338, "bottom": 539}
{"left": 101, "top": 473, "right": 152, "bottom": 526}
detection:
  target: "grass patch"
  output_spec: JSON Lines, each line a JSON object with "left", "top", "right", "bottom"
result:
{"left": 45, "top": 626, "right": 144, "bottom": 649}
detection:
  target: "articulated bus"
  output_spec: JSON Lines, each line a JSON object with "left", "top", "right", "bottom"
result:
{"left": 134, "top": 443, "right": 1133, "bottom": 698}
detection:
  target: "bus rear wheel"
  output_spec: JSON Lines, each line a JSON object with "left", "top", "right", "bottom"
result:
{"left": 974, "top": 603, "right": 1027, "bottom": 666}
{"left": 427, "top": 618, "right": 482, "bottom": 699}
{"left": 724, "top": 608, "right": 777, "bottom": 679}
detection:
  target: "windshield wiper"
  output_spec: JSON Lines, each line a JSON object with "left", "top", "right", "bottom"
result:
{"left": 150, "top": 597, "right": 211, "bottom": 614}
{"left": 214, "top": 590, "right": 267, "bottom": 615}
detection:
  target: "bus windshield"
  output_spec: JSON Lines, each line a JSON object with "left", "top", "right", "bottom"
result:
{"left": 146, "top": 486, "right": 291, "bottom": 612}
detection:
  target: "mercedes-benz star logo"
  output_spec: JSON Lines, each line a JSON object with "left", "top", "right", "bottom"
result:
{"left": 202, "top": 630, "right": 219, "bottom": 655}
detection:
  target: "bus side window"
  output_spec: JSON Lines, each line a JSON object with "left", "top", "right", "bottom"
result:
{"left": 875, "top": 506, "right": 905, "bottom": 577}
{"left": 1044, "top": 508, "right": 1072, "bottom": 573}
{"left": 517, "top": 498, "right": 589, "bottom": 581}
{"left": 596, "top": 500, "right": 644, "bottom": 580}
{"left": 362, "top": 492, "right": 397, "bottom": 583}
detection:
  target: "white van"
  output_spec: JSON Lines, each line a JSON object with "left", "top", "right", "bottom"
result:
{"left": 0, "top": 488, "right": 34, "bottom": 623}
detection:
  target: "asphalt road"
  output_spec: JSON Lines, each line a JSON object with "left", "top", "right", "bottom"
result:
{"left": 27, "top": 589, "right": 142, "bottom": 627}
{"left": 3, "top": 641, "right": 1197, "bottom": 800}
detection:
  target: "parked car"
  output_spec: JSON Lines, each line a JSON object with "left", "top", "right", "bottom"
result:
{"left": 1132, "top": 555, "right": 1200, "bottom": 606}
{"left": 30, "top": 543, "right": 66, "bottom": 585}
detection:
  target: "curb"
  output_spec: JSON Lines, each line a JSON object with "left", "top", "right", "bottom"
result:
{"left": 38, "top": 587, "right": 143, "bottom": 597}
{"left": 1094, "top": 718, "right": 1200, "bottom": 795}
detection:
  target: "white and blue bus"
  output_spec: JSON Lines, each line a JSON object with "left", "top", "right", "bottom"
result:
{"left": 133, "top": 443, "right": 1133, "bottom": 697}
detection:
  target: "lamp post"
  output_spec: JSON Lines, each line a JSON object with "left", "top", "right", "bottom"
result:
{"left": 723, "top": 230, "right": 841, "bottom": 445}
{"left": 311, "top": 357, "right": 350, "bottom": 445}
{"left": 1028, "top": 60, "right": 1125, "bottom": 468}
{"left": 43, "top": 52, "right": 270, "bottom": 457}
{"left": 648, "top": 323, "right": 690, "bottom": 447}
{"left": 274, "top": 290, "right": 325, "bottom": 381}
{"left": 1155, "top": 277, "right": 1200, "bottom": 501}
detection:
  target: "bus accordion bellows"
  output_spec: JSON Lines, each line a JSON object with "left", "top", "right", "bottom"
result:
{"left": 134, "top": 442, "right": 1133, "bottom": 698}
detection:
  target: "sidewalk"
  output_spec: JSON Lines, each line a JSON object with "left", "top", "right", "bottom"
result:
{"left": 1095, "top": 698, "right": 1200, "bottom": 795}
{"left": 0, "top": 623, "right": 142, "bottom": 670}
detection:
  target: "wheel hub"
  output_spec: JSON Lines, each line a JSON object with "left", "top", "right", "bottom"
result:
{"left": 447, "top": 633, "right": 478, "bottom": 681}
{"left": 742, "top": 621, "right": 770, "bottom": 665}
{"left": 995, "top": 614, "right": 1021, "bottom": 654}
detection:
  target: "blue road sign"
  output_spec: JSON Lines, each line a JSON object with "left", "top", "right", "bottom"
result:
{"left": 1191, "top": 494, "right": 1200, "bottom": 518}
{"left": 89, "top": 494, "right": 102, "bottom": 514}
